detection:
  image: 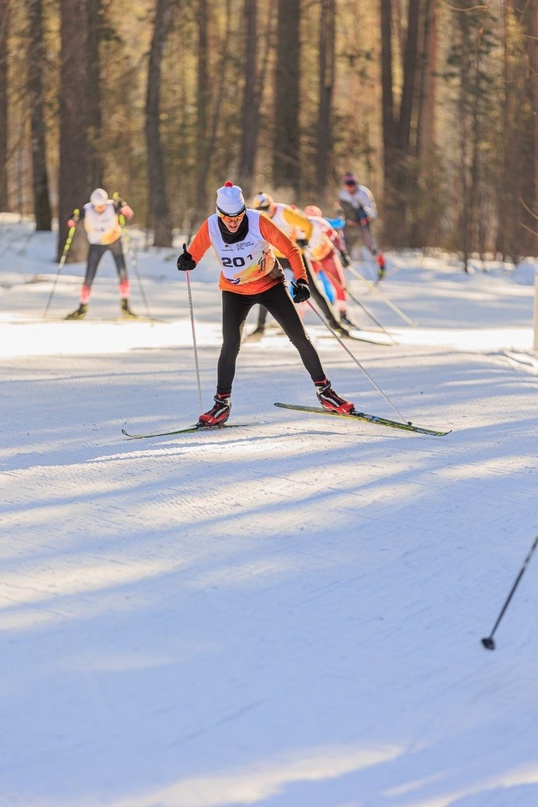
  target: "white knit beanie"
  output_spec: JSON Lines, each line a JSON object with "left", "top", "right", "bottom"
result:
{"left": 90, "top": 188, "right": 108, "bottom": 205}
{"left": 216, "top": 181, "right": 246, "bottom": 216}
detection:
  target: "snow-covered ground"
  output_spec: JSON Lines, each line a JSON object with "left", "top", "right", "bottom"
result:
{"left": 1, "top": 215, "right": 538, "bottom": 807}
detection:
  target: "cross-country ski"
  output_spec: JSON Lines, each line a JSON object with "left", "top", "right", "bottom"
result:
{"left": 274, "top": 402, "right": 451, "bottom": 436}
{"left": 121, "top": 422, "right": 255, "bottom": 439}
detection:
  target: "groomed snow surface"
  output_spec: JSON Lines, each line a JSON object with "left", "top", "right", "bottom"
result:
{"left": 1, "top": 215, "right": 538, "bottom": 807}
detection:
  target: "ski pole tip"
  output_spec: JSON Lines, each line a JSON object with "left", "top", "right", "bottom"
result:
{"left": 481, "top": 637, "right": 495, "bottom": 650}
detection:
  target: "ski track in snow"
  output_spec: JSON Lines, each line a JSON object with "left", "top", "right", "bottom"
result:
{"left": 0, "top": 221, "right": 538, "bottom": 807}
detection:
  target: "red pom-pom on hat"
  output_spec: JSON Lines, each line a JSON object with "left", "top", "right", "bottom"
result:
{"left": 224, "top": 180, "right": 233, "bottom": 187}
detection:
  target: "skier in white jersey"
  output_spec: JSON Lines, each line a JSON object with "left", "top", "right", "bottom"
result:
{"left": 338, "top": 172, "right": 386, "bottom": 280}
{"left": 176, "top": 181, "right": 355, "bottom": 427}
{"left": 65, "top": 188, "right": 136, "bottom": 319}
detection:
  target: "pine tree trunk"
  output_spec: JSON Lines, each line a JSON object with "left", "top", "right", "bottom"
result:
{"left": 86, "top": 0, "right": 104, "bottom": 190}
{"left": 192, "top": 0, "right": 233, "bottom": 226}
{"left": 316, "top": 0, "right": 335, "bottom": 201}
{"left": 145, "top": 0, "right": 173, "bottom": 247}
{"left": 528, "top": 0, "right": 538, "bottom": 252}
{"left": 0, "top": 0, "right": 9, "bottom": 211}
{"left": 415, "top": 0, "right": 437, "bottom": 157}
{"left": 238, "top": 0, "right": 258, "bottom": 198}
{"left": 58, "top": 0, "right": 91, "bottom": 262}
{"left": 26, "top": 0, "right": 52, "bottom": 230}
{"left": 380, "top": 0, "right": 400, "bottom": 241}
{"left": 192, "top": 0, "right": 209, "bottom": 228}
{"left": 273, "top": 0, "right": 300, "bottom": 193}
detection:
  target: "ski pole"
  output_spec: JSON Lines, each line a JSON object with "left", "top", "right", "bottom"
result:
{"left": 305, "top": 298, "right": 410, "bottom": 423}
{"left": 356, "top": 214, "right": 384, "bottom": 283}
{"left": 327, "top": 272, "right": 396, "bottom": 343}
{"left": 358, "top": 215, "right": 375, "bottom": 254}
{"left": 345, "top": 286, "right": 397, "bottom": 343}
{"left": 183, "top": 245, "right": 203, "bottom": 412}
{"left": 119, "top": 212, "right": 151, "bottom": 317}
{"left": 481, "top": 534, "right": 538, "bottom": 651}
{"left": 43, "top": 212, "right": 78, "bottom": 318}
{"left": 346, "top": 261, "right": 418, "bottom": 327}
{"left": 114, "top": 193, "right": 152, "bottom": 318}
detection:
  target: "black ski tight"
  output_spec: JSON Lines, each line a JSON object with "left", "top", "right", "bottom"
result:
{"left": 83, "top": 240, "right": 128, "bottom": 288}
{"left": 216, "top": 282, "right": 325, "bottom": 395}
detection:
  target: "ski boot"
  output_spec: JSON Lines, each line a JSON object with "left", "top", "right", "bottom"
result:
{"left": 340, "top": 312, "right": 361, "bottom": 331}
{"left": 197, "top": 394, "right": 231, "bottom": 427}
{"left": 121, "top": 299, "right": 138, "bottom": 318}
{"left": 315, "top": 378, "right": 354, "bottom": 414}
{"left": 65, "top": 304, "right": 88, "bottom": 320}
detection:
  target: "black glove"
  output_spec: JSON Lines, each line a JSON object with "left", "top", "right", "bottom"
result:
{"left": 291, "top": 279, "right": 310, "bottom": 304}
{"left": 357, "top": 205, "right": 368, "bottom": 222}
{"left": 296, "top": 238, "right": 309, "bottom": 249}
{"left": 339, "top": 250, "right": 351, "bottom": 267}
{"left": 177, "top": 243, "right": 196, "bottom": 272}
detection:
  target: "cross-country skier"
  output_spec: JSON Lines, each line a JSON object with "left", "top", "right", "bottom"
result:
{"left": 176, "top": 181, "right": 354, "bottom": 427}
{"left": 65, "top": 188, "right": 137, "bottom": 320}
{"left": 338, "top": 173, "right": 386, "bottom": 281}
{"left": 249, "top": 192, "right": 347, "bottom": 335}
{"left": 303, "top": 204, "right": 358, "bottom": 330}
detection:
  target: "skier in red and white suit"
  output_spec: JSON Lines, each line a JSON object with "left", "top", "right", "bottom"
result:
{"left": 303, "top": 205, "right": 357, "bottom": 330}
{"left": 251, "top": 193, "right": 346, "bottom": 334}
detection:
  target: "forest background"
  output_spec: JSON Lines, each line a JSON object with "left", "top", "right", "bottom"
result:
{"left": 0, "top": 0, "right": 537, "bottom": 265}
